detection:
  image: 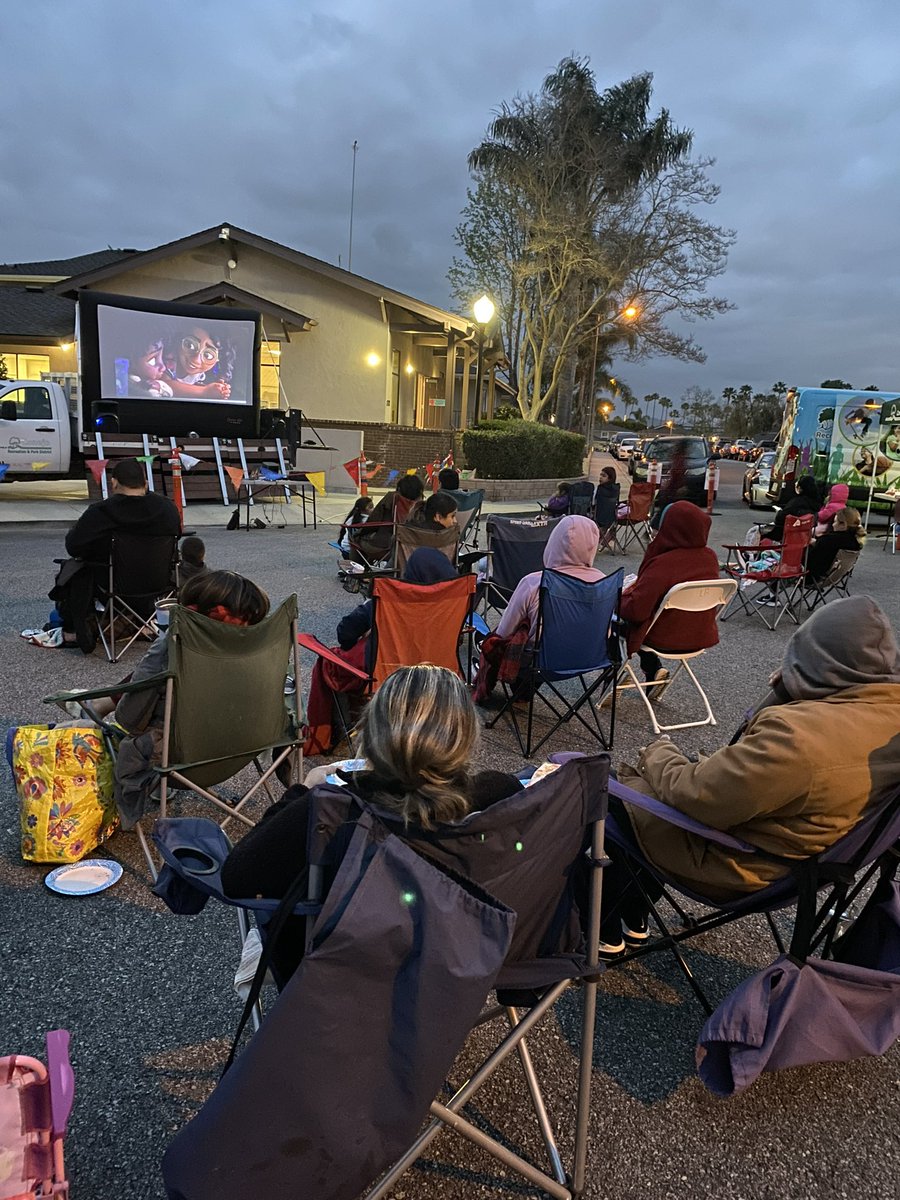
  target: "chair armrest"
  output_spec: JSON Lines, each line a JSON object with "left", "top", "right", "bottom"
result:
{"left": 296, "top": 633, "right": 370, "bottom": 682}
{"left": 608, "top": 778, "right": 759, "bottom": 853}
{"left": 43, "top": 671, "right": 172, "bottom": 706}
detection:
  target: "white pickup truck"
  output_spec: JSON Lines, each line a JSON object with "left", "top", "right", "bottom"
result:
{"left": 0, "top": 377, "right": 80, "bottom": 477}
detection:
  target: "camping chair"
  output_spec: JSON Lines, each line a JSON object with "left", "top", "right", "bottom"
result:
{"left": 0, "top": 1030, "right": 74, "bottom": 1200}
{"left": 481, "top": 514, "right": 559, "bottom": 619}
{"left": 155, "top": 754, "right": 611, "bottom": 1200}
{"left": 615, "top": 482, "right": 654, "bottom": 552}
{"left": 298, "top": 574, "right": 477, "bottom": 750}
{"left": 96, "top": 532, "right": 179, "bottom": 663}
{"left": 393, "top": 521, "right": 459, "bottom": 576}
{"left": 595, "top": 482, "right": 624, "bottom": 554}
{"left": 614, "top": 579, "right": 737, "bottom": 735}
{"left": 485, "top": 569, "right": 623, "bottom": 757}
{"left": 445, "top": 486, "right": 485, "bottom": 553}
{"left": 45, "top": 596, "right": 303, "bottom": 879}
{"left": 720, "top": 514, "right": 814, "bottom": 630}
{"left": 799, "top": 547, "right": 860, "bottom": 612}
{"left": 343, "top": 495, "right": 421, "bottom": 592}
{"left": 604, "top": 776, "right": 900, "bottom": 1019}
{"left": 568, "top": 479, "right": 595, "bottom": 516}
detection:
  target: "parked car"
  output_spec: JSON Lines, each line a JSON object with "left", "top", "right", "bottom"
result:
{"left": 627, "top": 438, "right": 647, "bottom": 475}
{"left": 612, "top": 434, "right": 640, "bottom": 461}
{"left": 631, "top": 435, "right": 711, "bottom": 492}
{"left": 742, "top": 451, "right": 778, "bottom": 507}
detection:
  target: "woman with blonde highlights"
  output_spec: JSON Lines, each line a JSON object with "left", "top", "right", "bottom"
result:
{"left": 355, "top": 665, "right": 479, "bottom": 829}
{"left": 222, "top": 664, "right": 521, "bottom": 982}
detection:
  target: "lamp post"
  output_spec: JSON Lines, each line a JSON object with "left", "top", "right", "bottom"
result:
{"left": 472, "top": 294, "right": 495, "bottom": 423}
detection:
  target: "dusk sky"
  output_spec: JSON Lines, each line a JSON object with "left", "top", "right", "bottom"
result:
{"left": 3, "top": 0, "right": 899, "bottom": 405}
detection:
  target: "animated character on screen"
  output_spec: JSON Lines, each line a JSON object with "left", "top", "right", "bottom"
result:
{"left": 123, "top": 335, "right": 174, "bottom": 397}
{"left": 164, "top": 327, "right": 234, "bottom": 399}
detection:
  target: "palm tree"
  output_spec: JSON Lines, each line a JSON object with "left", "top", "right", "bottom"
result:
{"left": 644, "top": 392, "right": 660, "bottom": 427}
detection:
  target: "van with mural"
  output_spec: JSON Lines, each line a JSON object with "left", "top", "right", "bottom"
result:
{"left": 771, "top": 387, "right": 900, "bottom": 510}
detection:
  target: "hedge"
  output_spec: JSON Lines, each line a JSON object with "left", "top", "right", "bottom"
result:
{"left": 461, "top": 420, "right": 585, "bottom": 480}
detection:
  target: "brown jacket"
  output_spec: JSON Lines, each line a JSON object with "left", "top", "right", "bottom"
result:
{"left": 619, "top": 683, "right": 900, "bottom": 900}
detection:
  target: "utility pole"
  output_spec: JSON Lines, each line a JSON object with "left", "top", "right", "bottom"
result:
{"left": 347, "top": 139, "right": 358, "bottom": 273}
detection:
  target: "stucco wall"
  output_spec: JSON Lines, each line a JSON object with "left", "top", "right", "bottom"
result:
{"left": 90, "top": 245, "right": 437, "bottom": 427}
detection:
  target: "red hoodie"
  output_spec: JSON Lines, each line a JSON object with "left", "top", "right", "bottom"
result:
{"left": 619, "top": 502, "right": 721, "bottom": 654}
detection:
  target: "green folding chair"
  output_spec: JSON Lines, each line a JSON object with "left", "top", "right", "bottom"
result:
{"left": 46, "top": 595, "right": 303, "bottom": 878}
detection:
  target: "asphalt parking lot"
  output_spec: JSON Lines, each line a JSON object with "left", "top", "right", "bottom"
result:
{"left": 1, "top": 459, "right": 898, "bottom": 1199}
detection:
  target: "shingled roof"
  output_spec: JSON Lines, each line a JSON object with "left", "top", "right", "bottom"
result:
{"left": 0, "top": 287, "right": 75, "bottom": 340}
{"left": 0, "top": 248, "right": 138, "bottom": 277}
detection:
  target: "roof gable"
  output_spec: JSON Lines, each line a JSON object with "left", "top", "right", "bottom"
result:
{"left": 53, "top": 223, "right": 470, "bottom": 333}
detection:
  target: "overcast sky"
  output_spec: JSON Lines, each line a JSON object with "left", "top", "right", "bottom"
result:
{"left": 3, "top": 0, "right": 899, "bottom": 403}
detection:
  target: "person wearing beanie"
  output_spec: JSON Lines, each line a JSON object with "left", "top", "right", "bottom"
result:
{"left": 599, "top": 596, "right": 900, "bottom": 954}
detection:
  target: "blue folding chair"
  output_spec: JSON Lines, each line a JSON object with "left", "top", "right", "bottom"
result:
{"left": 481, "top": 514, "right": 560, "bottom": 619}
{"left": 486, "top": 568, "right": 623, "bottom": 757}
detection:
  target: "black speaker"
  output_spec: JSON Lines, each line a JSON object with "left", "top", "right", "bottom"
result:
{"left": 91, "top": 400, "right": 119, "bottom": 433}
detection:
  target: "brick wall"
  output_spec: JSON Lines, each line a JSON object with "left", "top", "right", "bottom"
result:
{"left": 309, "top": 419, "right": 461, "bottom": 476}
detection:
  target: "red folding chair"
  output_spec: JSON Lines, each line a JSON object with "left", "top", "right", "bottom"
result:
{"left": 298, "top": 574, "right": 477, "bottom": 749}
{"left": 721, "top": 515, "right": 814, "bottom": 629}
{"left": 616, "top": 482, "right": 654, "bottom": 551}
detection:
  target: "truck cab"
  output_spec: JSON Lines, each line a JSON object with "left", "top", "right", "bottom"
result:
{"left": 0, "top": 379, "right": 72, "bottom": 476}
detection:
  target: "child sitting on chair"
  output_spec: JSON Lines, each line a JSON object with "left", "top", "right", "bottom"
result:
{"left": 338, "top": 496, "right": 373, "bottom": 556}
{"left": 178, "top": 535, "right": 208, "bottom": 582}
{"left": 546, "top": 482, "right": 571, "bottom": 517}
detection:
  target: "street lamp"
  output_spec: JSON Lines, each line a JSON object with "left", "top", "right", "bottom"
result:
{"left": 472, "top": 293, "right": 495, "bottom": 421}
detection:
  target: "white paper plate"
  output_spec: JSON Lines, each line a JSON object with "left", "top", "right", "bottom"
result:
{"left": 45, "top": 859, "right": 123, "bottom": 896}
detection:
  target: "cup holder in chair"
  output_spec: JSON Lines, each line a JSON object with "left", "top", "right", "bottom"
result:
{"left": 171, "top": 846, "right": 221, "bottom": 875}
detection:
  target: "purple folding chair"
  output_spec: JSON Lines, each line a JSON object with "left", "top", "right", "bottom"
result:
{"left": 605, "top": 777, "right": 900, "bottom": 1016}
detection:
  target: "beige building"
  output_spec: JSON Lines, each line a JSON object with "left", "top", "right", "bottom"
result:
{"left": 0, "top": 223, "right": 503, "bottom": 430}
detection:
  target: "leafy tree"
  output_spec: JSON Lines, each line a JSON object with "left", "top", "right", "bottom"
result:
{"left": 863, "top": 384, "right": 881, "bottom": 391}
{"left": 819, "top": 379, "right": 853, "bottom": 389}
{"left": 454, "top": 59, "right": 734, "bottom": 424}
{"left": 0, "top": 353, "right": 7, "bottom": 381}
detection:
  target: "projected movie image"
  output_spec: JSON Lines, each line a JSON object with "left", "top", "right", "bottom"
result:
{"left": 97, "top": 305, "right": 255, "bottom": 405}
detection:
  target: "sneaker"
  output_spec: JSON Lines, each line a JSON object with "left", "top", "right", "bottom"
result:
{"left": 647, "top": 668, "right": 669, "bottom": 701}
{"left": 597, "top": 937, "right": 626, "bottom": 960}
{"left": 755, "top": 594, "right": 777, "bottom": 606}
{"left": 284, "top": 675, "right": 296, "bottom": 696}
{"left": 623, "top": 917, "right": 651, "bottom": 945}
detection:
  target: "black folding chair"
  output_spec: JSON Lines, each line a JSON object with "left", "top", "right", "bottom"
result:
{"left": 96, "top": 532, "right": 178, "bottom": 662}
{"left": 800, "top": 547, "right": 860, "bottom": 612}
{"left": 485, "top": 568, "right": 623, "bottom": 757}
{"left": 568, "top": 479, "right": 595, "bottom": 515}
{"left": 154, "top": 753, "right": 611, "bottom": 1200}
{"left": 605, "top": 777, "right": 900, "bottom": 1015}
{"left": 481, "top": 514, "right": 559, "bottom": 619}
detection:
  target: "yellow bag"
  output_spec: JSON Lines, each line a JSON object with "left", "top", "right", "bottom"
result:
{"left": 10, "top": 725, "right": 119, "bottom": 863}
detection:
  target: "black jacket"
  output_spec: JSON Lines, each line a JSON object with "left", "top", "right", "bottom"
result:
{"left": 65, "top": 491, "right": 181, "bottom": 561}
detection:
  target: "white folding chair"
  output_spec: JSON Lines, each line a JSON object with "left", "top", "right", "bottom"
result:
{"left": 615, "top": 578, "right": 737, "bottom": 734}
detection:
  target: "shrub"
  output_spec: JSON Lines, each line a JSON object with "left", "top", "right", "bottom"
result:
{"left": 462, "top": 420, "right": 585, "bottom": 480}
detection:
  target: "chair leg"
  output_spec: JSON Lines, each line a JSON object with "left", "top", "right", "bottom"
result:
{"left": 363, "top": 980, "right": 571, "bottom": 1200}
{"left": 508, "top": 1009, "right": 567, "bottom": 1185}
{"left": 135, "top": 822, "right": 158, "bottom": 881}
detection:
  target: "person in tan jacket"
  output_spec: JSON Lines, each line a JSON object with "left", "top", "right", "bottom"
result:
{"left": 600, "top": 595, "right": 900, "bottom": 955}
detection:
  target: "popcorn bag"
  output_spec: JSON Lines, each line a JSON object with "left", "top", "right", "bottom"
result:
{"left": 6, "top": 725, "right": 119, "bottom": 863}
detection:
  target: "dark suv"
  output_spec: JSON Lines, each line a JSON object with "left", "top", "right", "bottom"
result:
{"left": 631, "top": 436, "right": 711, "bottom": 489}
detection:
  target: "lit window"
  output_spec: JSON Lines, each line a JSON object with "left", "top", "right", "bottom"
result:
{"left": 259, "top": 341, "right": 281, "bottom": 410}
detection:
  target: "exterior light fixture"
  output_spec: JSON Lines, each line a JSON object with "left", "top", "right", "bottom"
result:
{"left": 366, "top": 352, "right": 381, "bottom": 368}
{"left": 405, "top": 362, "right": 414, "bottom": 375}
{"left": 473, "top": 293, "right": 495, "bottom": 325}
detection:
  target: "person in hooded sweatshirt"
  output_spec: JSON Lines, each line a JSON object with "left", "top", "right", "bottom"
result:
{"left": 618, "top": 501, "right": 721, "bottom": 698}
{"left": 760, "top": 473, "right": 820, "bottom": 543}
{"left": 473, "top": 514, "right": 604, "bottom": 700}
{"left": 814, "top": 482, "right": 850, "bottom": 537}
{"left": 599, "top": 595, "right": 900, "bottom": 955}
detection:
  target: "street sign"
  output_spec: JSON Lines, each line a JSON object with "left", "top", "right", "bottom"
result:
{"left": 881, "top": 398, "right": 900, "bottom": 424}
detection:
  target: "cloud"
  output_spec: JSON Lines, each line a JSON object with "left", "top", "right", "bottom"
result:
{"left": 3, "top": 0, "right": 899, "bottom": 396}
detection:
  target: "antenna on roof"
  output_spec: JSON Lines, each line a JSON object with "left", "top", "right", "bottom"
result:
{"left": 347, "top": 139, "right": 358, "bottom": 273}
